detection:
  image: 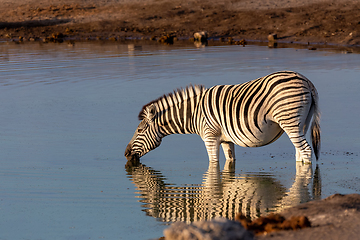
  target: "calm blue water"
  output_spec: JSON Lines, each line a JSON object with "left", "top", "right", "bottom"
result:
{"left": 0, "top": 41, "right": 359, "bottom": 240}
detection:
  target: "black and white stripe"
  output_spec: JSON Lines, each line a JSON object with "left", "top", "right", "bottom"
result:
{"left": 128, "top": 162, "right": 320, "bottom": 223}
{"left": 125, "top": 71, "right": 320, "bottom": 164}
{"left": 126, "top": 85, "right": 205, "bottom": 158}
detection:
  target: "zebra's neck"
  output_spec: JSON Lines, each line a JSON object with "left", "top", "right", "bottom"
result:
{"left": 150, "top": 85, "right": 205, "bottom": 136}
{"left": 155, "top": 99, "right": 195, "bottom": 135}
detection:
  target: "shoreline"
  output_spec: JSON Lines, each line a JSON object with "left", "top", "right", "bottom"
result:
{"left": 1, "top": 0, "right": 360, "bottom": 48}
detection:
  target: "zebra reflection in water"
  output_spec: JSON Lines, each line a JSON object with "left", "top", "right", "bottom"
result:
{"left": 127, "top": 162, "right": 321, "bottom": 223}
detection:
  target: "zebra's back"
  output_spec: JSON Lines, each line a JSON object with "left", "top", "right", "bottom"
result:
{"left": 200, "top": 71, "right": 316, "bottom": 148}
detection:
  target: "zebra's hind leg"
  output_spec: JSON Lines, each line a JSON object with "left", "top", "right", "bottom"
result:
{"left": 221, "top": 142, "right": 235, "bottom": 172}
{"left": 285, "top": 131, "right": 312, "bottom": 163}
{"left": 277, "top": 116, "right": 312, "bottom": 162}
{"left": 277, "top": 100, "right": 314, "bottom": 163}
{"left": 294, "top": 104, "right": 315, "bottom": 163}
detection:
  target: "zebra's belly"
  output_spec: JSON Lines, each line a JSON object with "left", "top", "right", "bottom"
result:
{"left": 229, "top": 120, "right": 284, "bottom": 148}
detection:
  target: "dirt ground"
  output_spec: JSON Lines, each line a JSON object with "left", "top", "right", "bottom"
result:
{"left": 1, "top": 0, "right": 360, "bottom": 46}
{"left": 159, "top": 194, "right": 360, "bottom": 240}
{"left": 256, "top": 194, "right": 360, "bottom": 240}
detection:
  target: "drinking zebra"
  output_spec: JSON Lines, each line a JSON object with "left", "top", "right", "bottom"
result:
{"left": 125, "top": 71, "right": 320, "bottom": 165}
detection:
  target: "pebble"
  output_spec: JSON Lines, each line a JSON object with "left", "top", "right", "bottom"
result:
{"left": 268, "top": 33, "right": 277, "bottom": 42}
{"left": 194, "top": 31, "right": 208, "bottom": 42}
{"left": 164, "top": 217, "right": 254, "bottom": 240}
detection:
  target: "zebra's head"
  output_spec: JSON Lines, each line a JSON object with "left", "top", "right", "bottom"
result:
{"left": 125, "top": 103, "right": 163, "bottom": 162}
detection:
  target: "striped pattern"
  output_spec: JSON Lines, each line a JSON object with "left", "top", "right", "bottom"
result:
{"left": 138, "top": 85, "right": 206, "bottom": 135}
{"left": 125, "top": 71, "right": 320, "bottom": 163}
{"left": 128, "top": 85, "right": 205, "bottom": 158}
{"left": 128, "top": 162, "right": 320, "bottom": 223}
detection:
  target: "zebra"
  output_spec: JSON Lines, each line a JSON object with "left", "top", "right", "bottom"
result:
{"left": 125, "top": 71, "right": 320, "bottom": 165}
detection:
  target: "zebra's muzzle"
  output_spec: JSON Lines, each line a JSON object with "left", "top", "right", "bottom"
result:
{"left": 124, "top": 143, "right": 132, "bottom": 158}
{"left": 125, "top": 143, "right": 140, "bottom": 161}
{"left": 125, "top": 144, "right": 140, "bottom": 169}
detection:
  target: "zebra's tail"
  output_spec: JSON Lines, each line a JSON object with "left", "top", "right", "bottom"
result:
{"left": 310, "top": 85, "right": 321, "bottom": 160}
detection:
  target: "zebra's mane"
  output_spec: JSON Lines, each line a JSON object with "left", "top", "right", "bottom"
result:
{"left": 138, "top": 85, "right": 206, "bottom": 120}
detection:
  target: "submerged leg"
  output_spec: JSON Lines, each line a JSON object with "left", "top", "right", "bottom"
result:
{"left": 221, "top": 142, "right": 236, "bottom": 172}
{"left": 221, "top": 142, "right": 235, "bottom": 161}
{"left": 278, "top": 117, "right": 312, "bottom": 163}
{"left": 203, "top": 136, "right": 221, "bottom": 163}
{"left": 286, "top": 129, "right": 312, "bottom": 163}
{"left": 276, "top": 98, "right": 314, "bottom": 163}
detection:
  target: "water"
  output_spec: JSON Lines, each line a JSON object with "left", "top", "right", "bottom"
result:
{"left": 0, "top": 41, "right": 359, "bottom": 240}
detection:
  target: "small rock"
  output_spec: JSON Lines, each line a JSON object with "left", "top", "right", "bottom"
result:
{"left": 268, "top": 34, "right": 277, "bottom": 42}
{"left": 158, "top": 34, "right": 175, "bottom": 44}
{"left": 65, "top": 28, "right": 74, "bottom": 34}
{"left": 29, "top": 37, "right": 39, "bottom": 41}
{"left": 52, "top": 32, "right": 64, "bottom": 39}
{"left": 194, "top": 31, "right": 208, "bottom": 42}
{"left": 235, "top": 39, "right": 247, "bottom": 46}
{"left": 164, "top": 217, "right": 254, "bottom": 240}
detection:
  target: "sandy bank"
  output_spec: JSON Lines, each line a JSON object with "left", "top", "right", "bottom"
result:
{"left": 256, "top": 193, "right": 360, "bottom": 240}
{"left": 1, "top": 0, "right": 360, "bottom": 46}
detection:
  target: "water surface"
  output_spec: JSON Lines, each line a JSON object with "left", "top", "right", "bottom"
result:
{"left": 0, "top": 41, "right": 359, "bottom": 240}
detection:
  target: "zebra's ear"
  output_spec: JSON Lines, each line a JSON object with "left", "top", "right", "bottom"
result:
{"left": 147, "top": 104, "right": 156, "bottom": 119}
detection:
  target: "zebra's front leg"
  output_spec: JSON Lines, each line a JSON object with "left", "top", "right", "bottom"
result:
{"left": 203, "top": 136, "right": 221, "bottom": 163}
{"left": 221, "top": 142, "right": 235, "bottom": 172}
